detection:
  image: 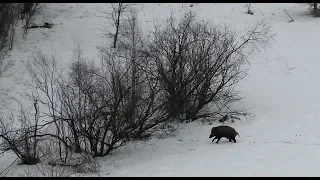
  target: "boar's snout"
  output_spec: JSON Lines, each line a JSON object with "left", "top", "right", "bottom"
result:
{"left": 209, "top": 127, "right": 215, "bottom": 138}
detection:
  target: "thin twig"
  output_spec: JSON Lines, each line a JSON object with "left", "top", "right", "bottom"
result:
{"left": 0, "top": 157, "right": 18, "bottom": 177}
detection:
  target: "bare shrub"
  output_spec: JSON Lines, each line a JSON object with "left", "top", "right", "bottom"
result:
{"left": 63, "top": 51, "right": 111, "bottom": 157}
{"left": 154, "top": 121, "right": 180, "bottom": 139}
{"left": 144, "top": 11, "right": 274, "bottom": 123}
{"left": 0, "top": 55, "right": 14, "bottom": 77}
{"left": 0, "top": 99, "right": 42, "bottom": 165}
{"left": 22, "top": 42, "right": 158, "bottom": 158}
{"left": 23, "top": 163, "right": 74, "bottom": 177}
{"left": 97, "top": 8, "right": 180, "bottom": 143}
{"left": 46, "top": 151, "right": 100, "bottom": 174}
{"left": 59, "top": 8, "right": 162, "bottom": 157}
{"left": 25, "top": 51, "right": 75, "bottom": 163}
{"left": 22, "top": 46, "right": 111, "bottom": 159}
{"left": 57, "top": 44, "right": 95, "bottom": 154}
{"left": 40, "top": 135, "right": 99, "bottom": 174}
{"left": 22, "top": 44, "right": 141, "bottom": 158}
{"left": 71, "top": 153, "right": 100, "bottom": 174}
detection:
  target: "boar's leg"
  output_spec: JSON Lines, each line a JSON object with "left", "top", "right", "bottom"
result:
{"left": 215, "top": 137, "right": 222, "bottom": 143}
{"left": 212, "top": 137, "right": 217, "bottom": 142}
{"left": 232, "top": 137, "right": 236, "bottom": 143}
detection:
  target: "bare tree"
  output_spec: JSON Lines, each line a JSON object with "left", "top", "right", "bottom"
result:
{"left": 21, "top": 3, "right": 44, "bottom": 39}
{"left": 0, "top": 4, "right": 23, "bottom": 50}
{"left": 144, "top": 11, "right": 274, "bottom": 123}
{"left": 0, "top": 3, "right": 43, "bottom": 76}
{"left": 310, "top": 3, "right": 320, "bottom": 17}
{"left": 96, "top": 3, "right": 133, "bottom": 48}
{"left": 300, "top": 3, "right": 320, "bottom": 17}
{"left": 0, "top": 3, "right": 22, "bottom": 76}
{"left": 245, "top": 3, "right": 254, "bottom": 15}
{"left": 313, "top": 3, "right": 319, "bottom": 17}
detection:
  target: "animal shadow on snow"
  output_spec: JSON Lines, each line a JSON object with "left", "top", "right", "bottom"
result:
{"left": 209, "top": 138, "right": 240, "bottom": 145}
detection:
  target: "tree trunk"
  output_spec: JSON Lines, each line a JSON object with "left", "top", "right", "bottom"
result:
{"left": 314, "top": 3, "right": 319, "bottom": 17}
{"left": 113, "top": 4, "right": 122, "bottom": 48}
{"left": 22, "top": 3, "right": 33, "bottom": 14}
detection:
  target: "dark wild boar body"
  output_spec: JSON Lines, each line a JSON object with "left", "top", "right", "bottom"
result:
{"left": 209, "top": 125, "right": 239, "bottom": 143}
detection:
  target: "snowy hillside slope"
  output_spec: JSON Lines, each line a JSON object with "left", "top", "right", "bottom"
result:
{"left": 1, "top": 3, "right": 320, "bottom": 177}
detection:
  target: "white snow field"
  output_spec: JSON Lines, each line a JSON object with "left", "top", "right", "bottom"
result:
{"left": 1, "top": 3, "right": 320, "bottom": 177}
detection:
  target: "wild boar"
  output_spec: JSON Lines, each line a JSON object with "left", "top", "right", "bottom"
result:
{"left": 209, "top": 125, "right": 240, "bottom": 143}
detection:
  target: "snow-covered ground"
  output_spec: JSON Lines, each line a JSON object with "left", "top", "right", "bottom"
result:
{"left": 1, "top": 3, "right": 320, "bottom": 177}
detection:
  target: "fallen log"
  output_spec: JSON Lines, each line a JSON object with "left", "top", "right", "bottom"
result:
{"left": 27, "top": 22, "right": 53, "bottom": 29}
